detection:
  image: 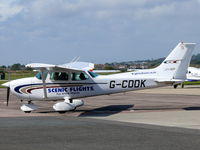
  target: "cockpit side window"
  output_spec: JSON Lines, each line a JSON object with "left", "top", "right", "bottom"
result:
{"left": 35, "top": 71, "right": 48, "bottom": 80}
{"left": 50, "top": 72, "right": 69, "bottom": 81}
{"left": 71, "top": 72, "right": 89, "bottom": 81}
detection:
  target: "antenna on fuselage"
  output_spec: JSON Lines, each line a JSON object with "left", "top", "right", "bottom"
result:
{"left": 70, "top": 56, "right": 80, "bottom": 63}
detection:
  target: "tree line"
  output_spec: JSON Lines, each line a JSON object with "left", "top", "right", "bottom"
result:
{"left": 1, "top": 54, "right": 200, "bottom": 71}
{"left": 0, "top": 63, "right": 32, "bottom": 71}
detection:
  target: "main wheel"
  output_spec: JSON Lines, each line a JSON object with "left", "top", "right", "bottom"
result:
{"left": 173, "top": 85, "right": 178, "bottom": 89}
{"left": 24, "top": 111, "right": 31, "bottom": 113}
{"left": 58, "top": 111, "right": 67, "bottom": 114}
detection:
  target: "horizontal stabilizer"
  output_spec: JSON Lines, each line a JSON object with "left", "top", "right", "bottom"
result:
{"left": 155, "top": 79, "right": 184, "bottom": 84}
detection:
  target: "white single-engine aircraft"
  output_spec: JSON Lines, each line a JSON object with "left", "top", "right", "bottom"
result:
{"left": 2, "top": 42, "right": 196, "bottom": 113}
{"left": 186, "top": 67, "right": 200, "bottom": 81}
{"left": 173, "top": 67, "right": 200, "bottom": 88}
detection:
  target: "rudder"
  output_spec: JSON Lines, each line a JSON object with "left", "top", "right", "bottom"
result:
{"left": 156, "top": 42, "right": 196, "bottom": 81}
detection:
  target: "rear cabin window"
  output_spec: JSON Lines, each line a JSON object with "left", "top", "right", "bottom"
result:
{"left": 71, "top": 72, "right": 89, "bottom": 81}
{"left": 50, "top": 72, "right": 69, "bottom": 81}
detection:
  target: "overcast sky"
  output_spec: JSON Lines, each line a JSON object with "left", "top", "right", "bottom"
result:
{"left": 0, "top": 0, "right": 200, "bottom": 65}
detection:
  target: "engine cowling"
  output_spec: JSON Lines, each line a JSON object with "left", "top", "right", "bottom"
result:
{"left": 53, "top": 99, "right": 84, "bottom": 112}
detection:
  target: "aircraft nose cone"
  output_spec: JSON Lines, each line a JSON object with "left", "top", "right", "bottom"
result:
{"left": 2, "top": 82, "right": 10, "bottom": 88}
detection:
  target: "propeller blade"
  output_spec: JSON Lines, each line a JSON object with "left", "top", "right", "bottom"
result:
{"left": 6, "top": 87, "right": 10, "bottom": 106}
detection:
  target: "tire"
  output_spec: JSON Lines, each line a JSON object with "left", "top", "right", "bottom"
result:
{"left": 58, "top": 111, "right": 67, "bottom": 114}
{"left": 24, "top": 111, "right": 31, "bottom": 113}
{"left": 173, "top": 85, "right": 178, "bottom": 89}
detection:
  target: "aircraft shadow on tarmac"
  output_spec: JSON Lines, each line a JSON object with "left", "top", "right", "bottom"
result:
{"left": 132, "top": 106, "right": 200, "bottom": 111}
{"left": 79, "top": 105, "right": 134, "bottom": 117}
{"left": 35, "top": 105, "right": 134, "bottom": 115}
{"left": 183, "top": 107, "right": 200, "bottom": 111}
{"left": 36, "top": 105, "right": 200, "bottom": 115}
{"left": 78, "top": 105, "right": 200, "bottom": 117}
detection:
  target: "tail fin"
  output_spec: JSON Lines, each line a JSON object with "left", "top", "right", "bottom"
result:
{"left": 156, "top": 42, "right": 196, "bottom": 81}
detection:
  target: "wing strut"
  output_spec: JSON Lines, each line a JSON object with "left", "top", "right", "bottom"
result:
{"left": 41, "top": 70, "right": 47, "bottom": 99}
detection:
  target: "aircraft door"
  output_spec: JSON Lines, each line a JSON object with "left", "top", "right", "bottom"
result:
{"left": 49, "top": 72, "right": 70, "bottom": 98}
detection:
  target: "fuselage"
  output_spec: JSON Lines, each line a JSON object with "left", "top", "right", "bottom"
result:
{"left": 8, "top": 70, "right": 164, "bottom": 101}
{"left": 186, "top": 67, "right": 200, "bottom": 81}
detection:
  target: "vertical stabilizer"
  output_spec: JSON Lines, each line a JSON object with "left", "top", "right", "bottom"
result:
{"left": 156, "top": 42, "right": 196, "bottom": 81}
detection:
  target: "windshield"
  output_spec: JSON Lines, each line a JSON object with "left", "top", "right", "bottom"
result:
{"left": 35, "top": 71, "right": 48, "bottom": 80}
{"left": 88, "top": 71, "right": 99, "bottom": 78}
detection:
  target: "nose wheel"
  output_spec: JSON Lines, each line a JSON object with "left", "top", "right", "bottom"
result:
{"left": 20, "top": 102, "right": 38, "bottom": 113}
{"left": 24, "top": 111, "right": 31, "bottom": 113}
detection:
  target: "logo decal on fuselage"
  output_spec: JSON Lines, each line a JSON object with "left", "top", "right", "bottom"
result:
{"left": 48, "top": 86, "right": 94, "bottom": 95}
{"left": 14, "top": 82, "right": 105, "bottom": 95}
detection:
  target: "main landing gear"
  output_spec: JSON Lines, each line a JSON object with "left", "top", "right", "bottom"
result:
{"left": 53, "top": 99, "right": 84, "bottom": 113}
{"left": 20, "top": 99, "right": 84, "bottom": 114}
{"left": 173, "top": 83, "right": 185, "bottom": 89}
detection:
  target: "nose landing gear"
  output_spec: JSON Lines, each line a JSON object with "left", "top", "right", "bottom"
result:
{"left": 20, "top": 101, "right": 38, "bottom": 113}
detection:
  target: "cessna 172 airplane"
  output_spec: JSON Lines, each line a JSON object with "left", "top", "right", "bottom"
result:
{"left": 2, "top": 42, "right": 196, "bottom": 113}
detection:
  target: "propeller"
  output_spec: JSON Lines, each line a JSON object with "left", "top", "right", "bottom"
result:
{"left": 6, "top": 87, "right": 10, "bottom": 106}
{"left": 2, "top": 81, "right": 11, "bottom": 106}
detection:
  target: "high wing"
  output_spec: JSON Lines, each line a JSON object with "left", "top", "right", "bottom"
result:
{"left": 93, "top": 70, "right": 120, "bottom": 73}
{"left": 26, "top": 62, "right": 94, "bottom": 72}
{"left": 61, "top": 62, "right": 94, "bottom": 71}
